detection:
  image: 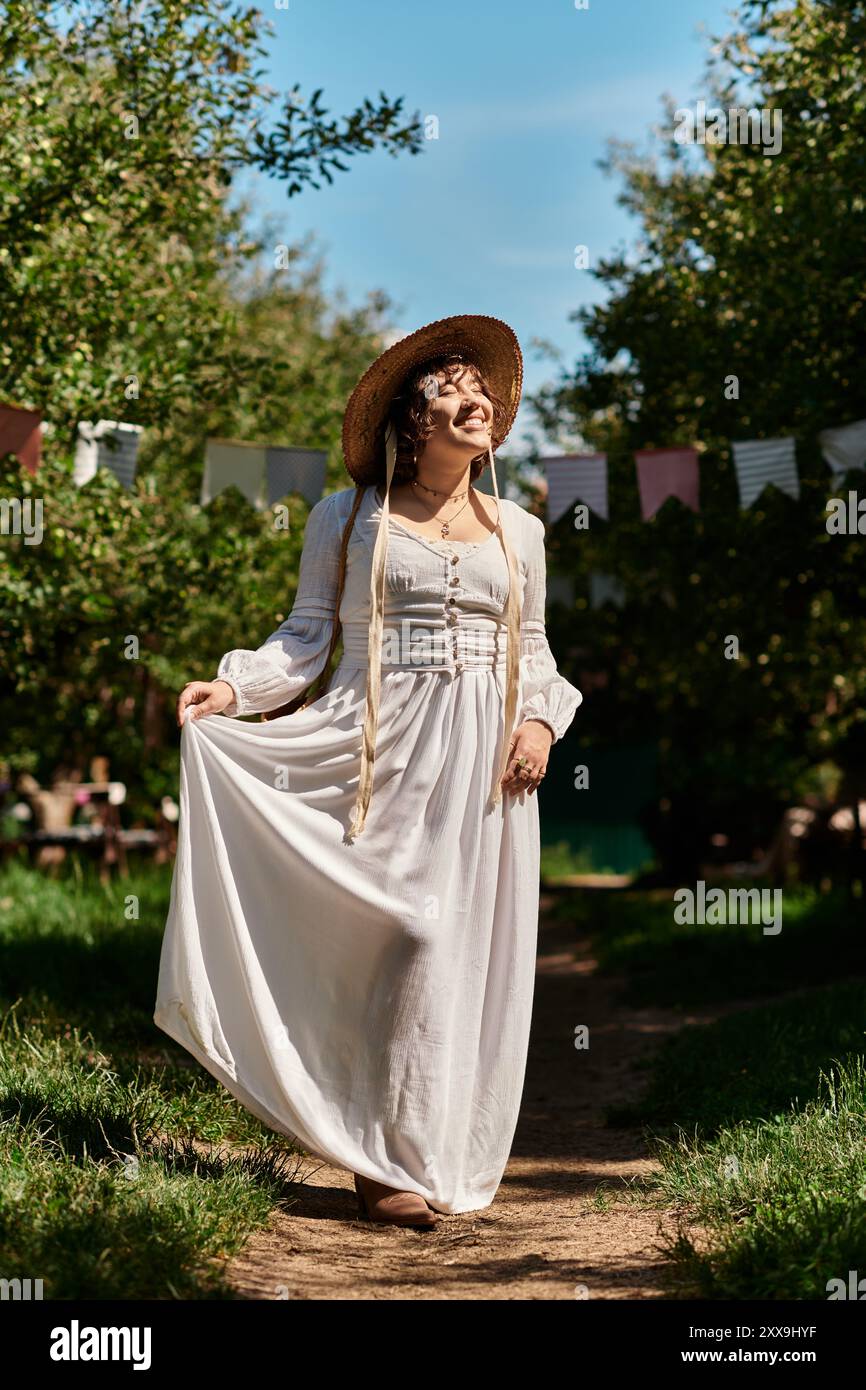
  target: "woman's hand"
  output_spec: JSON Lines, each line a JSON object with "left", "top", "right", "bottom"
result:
{"left": 500, "top": 719, "right": 554, "bottom": 796}
{"left": 176, "top": 679, "right": 236, "bottom": 728}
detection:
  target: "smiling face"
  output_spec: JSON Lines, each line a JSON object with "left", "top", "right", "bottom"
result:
{"left": 387, "top": 353, "right": 507, "bottom": 485}
{"left": 422, "top": 364, "right": 494, "bottom": 454}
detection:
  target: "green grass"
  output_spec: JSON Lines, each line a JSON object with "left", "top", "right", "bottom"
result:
{"left": 609, "top": 978, "right": 866, "bottom": 1137}
{"left": 550, "top": 882, "right": 866, "bottom": 1008}
{"left": 540, "top": 840, "right": 601, "bottom": 879}
{"left": 547, "top": 882, "right": 866, "bottom": 1298}
{"left": 4, "top": 859, "right": 864, "bottom": 1300}
{"left": 649, "top": 1049, "right": 866, "bottom": 1300}
{"left": 0, "top": 858, "right": 310, "bottom": 1298}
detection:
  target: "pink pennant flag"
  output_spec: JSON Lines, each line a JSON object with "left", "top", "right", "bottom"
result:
{"left": 635, "top": 447, "right": 699, "bottom": 520}
{"left": 0, "top": 403, "right": 42, "bottom": 476}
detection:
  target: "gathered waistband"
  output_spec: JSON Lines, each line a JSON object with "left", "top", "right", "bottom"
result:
{"left": 340, "top": 617, "right": 508, "bottom": 671}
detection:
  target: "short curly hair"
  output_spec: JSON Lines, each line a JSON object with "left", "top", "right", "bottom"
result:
{"left": 385, "top": 353, "right": 510, "bottom": 487}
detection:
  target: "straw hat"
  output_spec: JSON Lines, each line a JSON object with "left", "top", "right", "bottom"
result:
{"left": 341, "top": 313, "right": 524, "bottom": 841}
{"left": 342, "top": 313, "right": 523, "bottom": 484}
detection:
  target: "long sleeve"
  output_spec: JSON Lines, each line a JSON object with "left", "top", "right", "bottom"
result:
{"left": 215, "top": 492, "right": 342, "bottom": 717}
{"left": 517, "top": 513, "right": 582, "bottom": 742}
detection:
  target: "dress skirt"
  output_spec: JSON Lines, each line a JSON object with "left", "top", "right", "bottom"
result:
{"left": 155, "top": 658, "right": 541, "bottom": 1214}
{"left": 154, "top": 488, "right": 581, "bottom": 1215}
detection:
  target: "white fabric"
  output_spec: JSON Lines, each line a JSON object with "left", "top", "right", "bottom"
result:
{"left": 201, "top": 441, "right": 267, "bottom": 510}
{"left": 544, "top": 453, "right": 608, "bottom": 524}
{"left": 154, "top": 485, "right": 581, "bottom": 1214}
{"left": 732, "top": 437, "right": 799, "bottom": 509}
{"left": 74, "top": 420, "right": 142, "bottom": 489}
{"left": 818, "top": 419, "right": 866, "bottom": 478}
{"left": 265, "top": 446, "right": 328, "bottom": 507}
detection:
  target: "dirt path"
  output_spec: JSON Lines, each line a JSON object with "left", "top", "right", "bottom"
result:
{"left": 223, "top": 892, "right": 704, "bottom": 1300}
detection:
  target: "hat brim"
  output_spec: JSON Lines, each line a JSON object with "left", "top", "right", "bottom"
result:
{"left": 341, "top": 314, "right": 523, "bottom": 485}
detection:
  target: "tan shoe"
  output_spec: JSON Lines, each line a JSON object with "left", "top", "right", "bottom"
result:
{"left": 354, "top": 1173, "right": 440, "bottom": 1229}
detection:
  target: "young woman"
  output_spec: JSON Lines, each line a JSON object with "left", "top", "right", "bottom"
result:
{"left": 155, "top": 314, "right": 582, "bottom": 1229}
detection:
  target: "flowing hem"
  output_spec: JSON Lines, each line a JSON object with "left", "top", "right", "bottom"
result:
{"left": 153, "top": 999, "right": 501, "bottom": 1216}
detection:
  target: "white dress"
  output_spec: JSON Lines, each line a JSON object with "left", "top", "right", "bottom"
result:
{"left": 154, "top": 484, "right": 582, "bottom": 1214}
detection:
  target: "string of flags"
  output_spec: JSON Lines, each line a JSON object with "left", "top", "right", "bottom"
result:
{"left": 546, "top": 573, "right": 626, "bottom": 612}
{"left": 0, "top": 403, "right": 42, "bottom": 476}
{"left": 0, "top": 405, "right": 330, "bottom": 507}
{"left": 75, "top": 421, "right": 143, "bottom": 490}
{"left": 4, "top": 398, "right": 864, "bottom": 528}
{"left": 543, "top": 421, "right": 866, "bottom": 526}
{"left": 200, "top": 440, "right": 327, "bottom": 510}
{"left": 1, "top": 399, "right": 500, "bottom": 509}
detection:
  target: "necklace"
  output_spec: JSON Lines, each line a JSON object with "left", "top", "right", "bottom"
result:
{"left": 411, "top": 477, "right": 474, "bottom": 538}
{"left": 413, "top": 478, "right": 471, "bottom": 501}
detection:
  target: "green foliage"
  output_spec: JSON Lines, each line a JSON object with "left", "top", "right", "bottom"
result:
{"left": 531, "top": 0, "right": 866, "bottom": 871}
{"left": 0, "top": 860, "right": 311, "bottom": 1298}
{"left": 0, "top": 0, "right": 421, "bottom": 814}
{"left": 0, "top": 0, "right": 422, "bottom": 427}
{"left": 580, "top": 883, "right": 865, "bottom": 1008}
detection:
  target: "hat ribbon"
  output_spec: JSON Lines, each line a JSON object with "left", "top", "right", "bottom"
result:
{"left": 345, "top": 430, "right": 521, "bottom": 838}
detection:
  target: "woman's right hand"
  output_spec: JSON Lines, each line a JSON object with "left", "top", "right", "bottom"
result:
{"left": 176, "top": 679, "right": 236, "bottom": 727}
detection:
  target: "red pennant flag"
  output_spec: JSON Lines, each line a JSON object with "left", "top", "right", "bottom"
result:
{"left": 635, "top": 447, "right": 699, "bottom": 520}
{"left": 0, "top": 403, "right": 42, "bottom": 476}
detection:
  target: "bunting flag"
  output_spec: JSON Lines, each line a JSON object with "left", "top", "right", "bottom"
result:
{"left": 0, "top": 403, "right": 42, "bottom": 476}
{"left": 74, "top": 421, "right": 142, "bottom": 489}
{"left": 544, "top": 453, "right": 608, "bottom": 524}
{"left": 546, "top": 575, "right": 576, "bottom": 607}
{"left": 635, "top": 447, "right": 700, "bottom": 520}
{"left": 732, "top": 437, "right": 799, "bottom": 509}
{"left": 818, "top": 419, "right": 866, "bottom": 478}
{"left": 474, "top": 456, "right": 509, "bottom": 497}
{"left": 201, "top": 439, "right": 267, "bottom": 510}
{"left": 590, "top": 573, "right": 626, "bottom": 610}
{"left": 266, "top": 447, "right": 327, "bottom": 507}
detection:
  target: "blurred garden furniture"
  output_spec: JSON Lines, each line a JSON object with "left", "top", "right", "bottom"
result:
{"left": 699, "top": 797, "right": 866, "bottom": 895}
{"left": 1, "top": 759, "right": 178, "bottom": 878}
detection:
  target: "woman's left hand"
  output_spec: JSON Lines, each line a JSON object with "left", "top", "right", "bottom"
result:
{"left": 501, "top": 720, "right": 554, "bottom": 796}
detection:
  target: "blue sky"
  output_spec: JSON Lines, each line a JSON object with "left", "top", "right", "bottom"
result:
{"left": 247, "top": 0, "right": 736, "bottom": 448}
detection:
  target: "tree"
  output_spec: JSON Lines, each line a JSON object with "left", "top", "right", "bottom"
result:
{"left": 0, "top": 0, "right": 422, "bottom": 816}
{"left": 0, "top": 0, "right": 423, "bottom": 433}
{"left": 529, "top": 0, "right": 866, "bottom": 877}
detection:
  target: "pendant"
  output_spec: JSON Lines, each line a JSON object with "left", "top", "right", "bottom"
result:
{"left": 441, "top": 522, "right": 450, "bottom": 537}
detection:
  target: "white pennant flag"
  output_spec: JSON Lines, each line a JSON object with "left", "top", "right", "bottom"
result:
{"left": 201, "top": 439, "right": 267, "bottom": 510}
{"left": 590, "top": 573, "right": 626, "bottom": 610}
{"left": 818, "top": 419, "right": 866, "bottom": 478}
{"left": 474, "top": 455, "right": 509, "bottom": 497}
{"left": 732, "top": 437, "right": 799, "bottom": 509}
{"left": 266, "top": 447, "right": 327, "bottom": 506}
{"left": 546, "top": 575, "right": 576, "bottom": 607}
{"left": 74, "top": 421, "right": 142, "bottom": 489}
{"left": 544, "top": 454, "right": 608, "bottom": 525}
